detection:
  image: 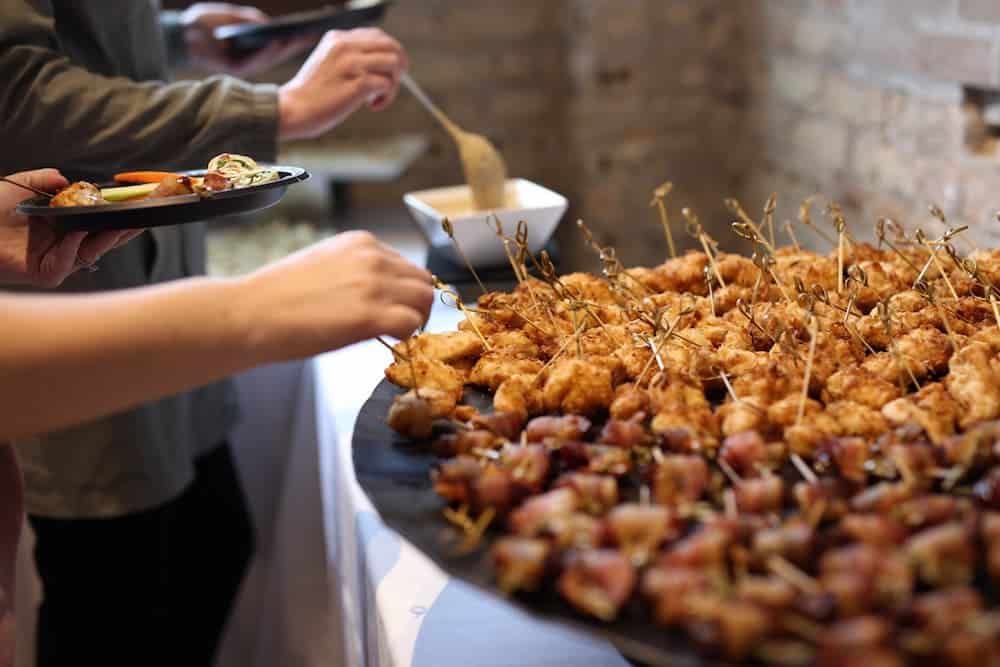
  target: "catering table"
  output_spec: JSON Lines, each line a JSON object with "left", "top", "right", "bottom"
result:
{"left": 315, "top": 300, "right": 631, "bottom": 667}
{"left": 308, "top": 218, "right": 628, "bottom": 667}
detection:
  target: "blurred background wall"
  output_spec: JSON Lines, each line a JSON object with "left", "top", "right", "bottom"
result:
{"left": 168, "top": 0, "right": 1000, "bottom": 268}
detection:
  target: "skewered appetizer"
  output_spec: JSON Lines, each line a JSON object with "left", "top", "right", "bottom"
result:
{"left": 383, "top": 190, "right": 1000, "bottom": 666}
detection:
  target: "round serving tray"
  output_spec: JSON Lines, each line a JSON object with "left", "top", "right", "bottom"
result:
{"left": 16, "top": 166, "right": 309, "bottom": 232}
{"left": 352, "top": 378, "right": 728, "bottom": 667}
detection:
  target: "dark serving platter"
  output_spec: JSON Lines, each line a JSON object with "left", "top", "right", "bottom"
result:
{"left": 17, "top": 166, "right": 309, "bottom": 232}
{"left": 214, "top": 0, "right": 391, "bottom": 52}
{"left": 353, "top": 378, "right": 728, "bottom": 667}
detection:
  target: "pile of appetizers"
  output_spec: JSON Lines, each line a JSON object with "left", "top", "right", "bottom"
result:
{"left": 383, "top": 192, "right": 1000, "bottom": 667}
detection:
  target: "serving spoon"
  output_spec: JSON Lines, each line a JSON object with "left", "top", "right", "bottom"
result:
{"left": 400, "top": 72, "right": 508, "bottom": 211}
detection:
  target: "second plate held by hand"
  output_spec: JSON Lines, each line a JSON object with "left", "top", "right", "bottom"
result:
{"left": 17, "top": 166, "right": 309, "bottom": 232}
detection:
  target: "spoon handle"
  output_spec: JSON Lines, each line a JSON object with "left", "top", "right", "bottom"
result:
{"left": 400, "top": 72, "right": 461, "bottom": 137}
{"left": 1, "top": 176, "right": 53, "bottom": 199}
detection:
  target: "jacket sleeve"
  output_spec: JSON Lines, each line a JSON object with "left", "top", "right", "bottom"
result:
{"left": 0, "top": 0, "right": 279, "bottom": 175}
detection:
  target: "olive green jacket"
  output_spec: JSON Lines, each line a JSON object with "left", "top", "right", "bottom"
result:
{"left": 0, "top": 0, "right": 281, "bottom": 517}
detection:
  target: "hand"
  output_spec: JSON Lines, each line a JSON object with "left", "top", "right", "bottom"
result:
{"left": 235, "top": 231, "right": 433, "bottom": 362}
{"left": 0, "top": 170, "right": 143, "bottom": 288}
{"left": 181, "top": 3, "right": 315, "bottom": 77}
{"left": 278, "top": 28, "right": 408, "bottom": 141}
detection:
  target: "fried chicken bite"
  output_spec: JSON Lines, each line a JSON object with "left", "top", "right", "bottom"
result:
{"left": 385, "top": 357, "right": 465, "bottom": 401}
{"left": 395, "top": 330, "right": 484, "bottom": 364}
{"left": 542, "top": 358, "right": 614, "bottom": 416}
{"left": 824, "top": 365, "right": 901, "bottom": 410}
{"left": 50, "top": 181, "right": 106, "bottom": 207}
{"left": 493, "top": 374, "right": 545, "bottom": 418}
{"left": 469, "top": 353, "right": 544, "bottom": 392}
{"left": 882, "top": 382, "right": 960, "bottom": 444}
{"left": 946, "top": 341, "right": 1000, "bottom": 428}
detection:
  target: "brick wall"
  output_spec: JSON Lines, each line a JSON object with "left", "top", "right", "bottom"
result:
{"left": 179, "top": 1, "right": 1000, "bottom": 267}
{"left": 740, "top": 0, "right": 1000, "bottom": 255}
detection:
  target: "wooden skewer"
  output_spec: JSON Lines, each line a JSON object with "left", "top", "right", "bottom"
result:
{"left": 783, "top": 221, "right": 802, "bottom": 252}
{"left": 796, "top": 319, "right": 819, "bottom": 427}
{"left": 376, "top": 336, "right": 407, "bottom": 360}
{"left": 764, "top": 192, "right": 777, "bottom": 249}
{"left": 798, "top": 196, "right": 836, "bottom": 247}
{"left": 718, "top": 458, "right": 742, "bottom": 485}
{"left": 683, "top": 207, "right": 726, "bottom": 288}
{"left": 790, "top": 453, "right": 818, "bottom": 484}
{"left": 442, "top": 218, "right": 488, "bottom": 295}
{"left": 0, "top": 176, "right": 54, "bottom": 198}
{"left": 432, "top": 276, "right": 492, "bottom": 350}
{"left": 768, "top": 555, "right": 822, "bottom": 595}
{"left": 651, "top": 181, "right": 677, "bottom": 259}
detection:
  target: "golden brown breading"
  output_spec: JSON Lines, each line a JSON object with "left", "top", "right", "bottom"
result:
{"left": 488, "top": 330, "right": 540, "bottom": 357}
{"left": 469, "top": 354, "right": 545, "bottom": 392}
{"left": 649, "top": 372, "right": 719, "bottom": 448}
{"left": 718, "top": 400, "right": 768, "bottom": 437}
{"left": 494, "top": 374, "right": 545, "bottom": 418}
{"left": 861, "top": 326, "right": 953, "bottom": 385}
{"left": 558, "top": 272, "right": 617, "bottom": 305}
{"left": 882, "top": 382, "right": 960, "bottom": 444}
{"left": 542, "top": 358, "right": 615, "bottom": 415}
{"left": 395, "top": 330, "right": 484, "bottom": 364}
{"left": 825, "top": 400, "right": 889, "bottom": 440}
{"left": 654, "top": 251, "right": 710, "bottom": 295}
{"left": 824, "top": 365, "right": 901, "bottom": 410}
{"left": 385, "top": 357, "right": 465, "bottom": 400}
{"left": 946, "top": 341, "right": 1000, "bottom": 428}
{"left": 609, "top": 383, "right": 650, "bottom": 420}
{"left": 716, "top": 253, "right": 761, "bottom": 288}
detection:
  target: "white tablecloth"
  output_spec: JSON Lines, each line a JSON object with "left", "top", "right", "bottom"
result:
{"left": 314, "top": 299, "right": 630, "bottom": 667}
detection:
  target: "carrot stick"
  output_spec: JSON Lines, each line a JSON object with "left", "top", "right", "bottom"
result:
{"left": 113, "top": 171, "right": 179, "bottom": 184}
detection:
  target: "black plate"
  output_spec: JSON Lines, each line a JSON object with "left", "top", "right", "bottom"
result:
{"left": 353, "top": 378, "right": 726, "bottom": 667}
{"left": 17, "top": 166, "right": 309, "bottom": 232}
{"left": 214, "top": 0, "right": 391, "bottom": 52}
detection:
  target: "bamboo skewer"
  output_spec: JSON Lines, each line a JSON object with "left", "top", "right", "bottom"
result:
{"left": 683, "top": 208, "right": 726, "bottom": 288}
{"left": 796, "top": 319, "right": 819, "bottom": 427}
{"left": 442, "top": 218, "right": 488, "bottom": 295}
{"left": 651, "top": 182, "right": 677, "bottom": 259}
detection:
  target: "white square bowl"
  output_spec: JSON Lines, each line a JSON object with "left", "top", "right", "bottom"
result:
{"left": 403, "top": 178, "right": 568, "bottom": 268}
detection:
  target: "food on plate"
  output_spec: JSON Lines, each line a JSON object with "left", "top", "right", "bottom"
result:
{"left": 50, "top": 181, "right": 106, "bottom": 207}
{"left": 381, "top": 190, "right": 1000, "bottom": 665}
{"left": 49, "top": 153, "right": 279, "bottom": 207}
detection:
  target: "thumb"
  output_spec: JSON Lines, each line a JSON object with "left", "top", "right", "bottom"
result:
{"left": 10, "top": 169, "right": 68, "bottom": 196}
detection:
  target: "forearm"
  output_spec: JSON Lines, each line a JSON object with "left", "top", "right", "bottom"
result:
{"left": 0, "top": 277, "right": 263, "bottom": 440}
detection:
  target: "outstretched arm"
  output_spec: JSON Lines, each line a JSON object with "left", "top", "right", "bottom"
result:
{"left": 0, "top": 230, "right": 432, "bottom": 440}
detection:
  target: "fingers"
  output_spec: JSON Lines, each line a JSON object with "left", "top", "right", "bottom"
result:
{"left": 8, "top": 168, "right": 68, "bottom": 195}
{"left": 390, "top": 276, "right": 436, "bottom": 317}
{"left": 380, "top": 304, "right": 430, "bottom": 341}
{"left": 113, "top": 229, "right": 146, "bottom": 249}
{"left": 77, "top": 230, "right": 128, "bottom": 265}
{"left": 38, "top": 231, "right": 86, "bottom": 287}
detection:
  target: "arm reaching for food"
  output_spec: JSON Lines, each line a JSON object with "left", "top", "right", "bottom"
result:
{"left": 0, "top": 0, "right": 407, "bottom": 173}
{"left": 0, "top": 230, "right": 433, "bottom": 440}
{"left": 0, "top": 171, "right": 140, "bottom": 287}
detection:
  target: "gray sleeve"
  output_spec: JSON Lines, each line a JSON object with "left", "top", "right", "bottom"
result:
{"left": 0, "top": 0, "right": 279, "bottom": 175}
